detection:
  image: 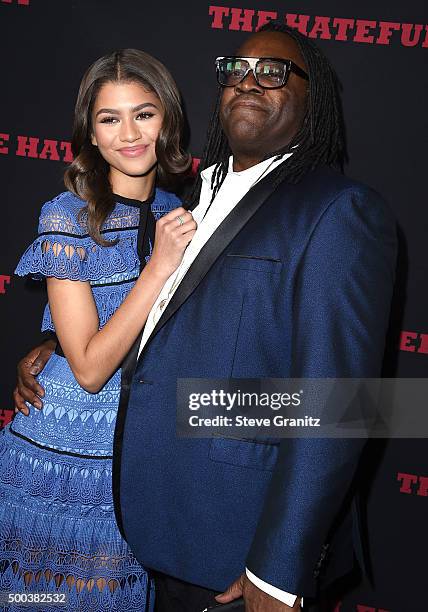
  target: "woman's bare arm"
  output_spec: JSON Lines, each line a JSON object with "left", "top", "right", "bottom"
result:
{"left": 47, "top": 207, "right": 195, "bottom": 393}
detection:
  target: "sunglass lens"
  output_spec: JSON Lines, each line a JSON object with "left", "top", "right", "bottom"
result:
{"left": 218, "top": 58, "right": 250, "bottom": 86}
{"left": 255, "top": 60, "right": 287, "bottom": 88}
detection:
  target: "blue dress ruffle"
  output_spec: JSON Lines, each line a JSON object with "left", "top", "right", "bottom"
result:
{"left": 1, "top": 189, "right": 180, "bottom": 611}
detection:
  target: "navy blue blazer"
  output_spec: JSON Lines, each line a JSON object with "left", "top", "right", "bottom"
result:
{"left": 113, "top": 165, "right": 397, "bottom": 598}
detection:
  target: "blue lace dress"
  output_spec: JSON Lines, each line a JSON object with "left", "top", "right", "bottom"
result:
{"left": 0, "top": 189, "right": 180, "bottom": 611}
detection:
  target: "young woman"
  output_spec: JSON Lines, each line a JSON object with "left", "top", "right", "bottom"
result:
{"left": 0, "top": 49, "right": 195, "bottom": 610}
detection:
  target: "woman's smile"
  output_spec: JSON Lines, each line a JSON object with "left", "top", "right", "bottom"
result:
{"left": 117, "top": 144, "right": 150, "bottom": 158}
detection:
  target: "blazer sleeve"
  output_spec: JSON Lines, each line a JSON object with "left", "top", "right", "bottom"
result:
{"left": 245, "top": 186, "right": 397, "bottom": 597}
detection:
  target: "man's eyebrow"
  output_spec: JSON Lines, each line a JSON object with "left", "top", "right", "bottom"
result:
{"left": 95, "top": 102, "right": 159, "bottom": 117}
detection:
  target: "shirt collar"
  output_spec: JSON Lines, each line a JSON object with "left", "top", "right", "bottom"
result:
{"left": 113, "top": 190, "right": 155, "bottom": 209}
{"left": 200, "top": 153, "right": 290, "bottom": 186}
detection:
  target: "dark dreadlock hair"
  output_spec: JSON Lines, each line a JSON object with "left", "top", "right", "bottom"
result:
{"left": 186, "top": 21, "right": 346, "bottom": 208}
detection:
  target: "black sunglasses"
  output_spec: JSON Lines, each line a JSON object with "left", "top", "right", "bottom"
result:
{"left": 215, "top": 56, "right": 309, "bottom": 90}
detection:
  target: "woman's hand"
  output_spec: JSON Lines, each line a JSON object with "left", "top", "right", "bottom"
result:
{"left": 147, "top": 207, "right": 197, "bottom": 279}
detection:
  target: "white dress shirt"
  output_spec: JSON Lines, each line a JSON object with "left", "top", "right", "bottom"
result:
{"left": 138, "top": 153, "right": 300, "bottom": 607}
{"left": 138, "top": 153, "right": 290, "bottom": 356}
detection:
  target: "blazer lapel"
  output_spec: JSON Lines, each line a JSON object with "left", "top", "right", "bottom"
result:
{"left": 139, "top": 163, "right": 288, "bottom": 359}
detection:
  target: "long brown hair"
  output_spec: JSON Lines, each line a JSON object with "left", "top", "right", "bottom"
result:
{"left": 64, "top": 49, "right": 190, "bottom": 246}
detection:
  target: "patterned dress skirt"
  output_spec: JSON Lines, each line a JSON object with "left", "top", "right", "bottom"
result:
{"left": 0, "top": 354, "right": 153, "bottom": 612}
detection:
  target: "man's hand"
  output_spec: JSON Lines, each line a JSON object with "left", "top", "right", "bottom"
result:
{"left": 216, "top": 574, "right": 301, "bottom": 611}
{"left": 13, "top": 339, "right": 56, "bottom": 415}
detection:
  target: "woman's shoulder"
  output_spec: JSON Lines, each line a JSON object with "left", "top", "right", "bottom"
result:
{"left": 38, "top": 188, "right": 183, "bottom": 232}
{"left": 38, "top": 191, "right": 87, "bottom": 235}
{"left": 152, "top": 188, "right": 182, "bottom": 217}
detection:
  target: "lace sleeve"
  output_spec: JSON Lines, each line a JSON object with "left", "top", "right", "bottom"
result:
{"left": 15, "top": 193, "right": 136, "bottom": 282}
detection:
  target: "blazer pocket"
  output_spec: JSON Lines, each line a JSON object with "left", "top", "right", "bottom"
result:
{"left": 209, "top": 436, "right": 279, "bottom": 471}
{"left": 225, "top": 254, "right": 283, "bottom": 274}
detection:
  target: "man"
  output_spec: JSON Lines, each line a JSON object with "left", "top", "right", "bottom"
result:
{"left": 15, "top": 22, "right": 396, "bottom": 611}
